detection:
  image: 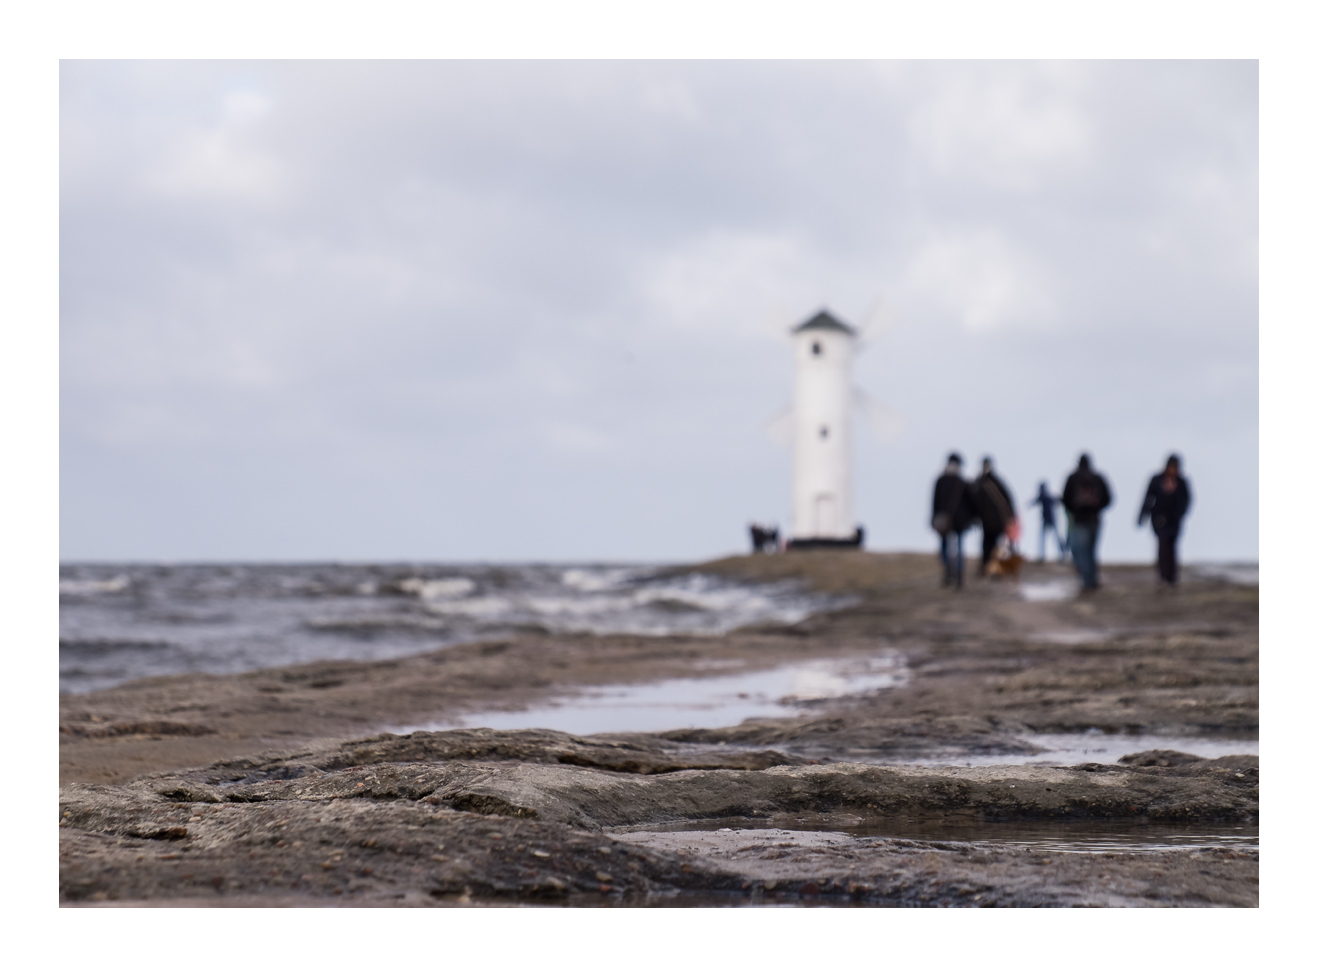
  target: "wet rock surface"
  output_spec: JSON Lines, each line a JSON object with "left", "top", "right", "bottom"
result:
{"left": 60, "top": 729, "right": 1258, "bottom": 906}
{"left": 59, "top": 553, "right": 1259, "bottom": 906}
{"left": 60, "top": 728, "right": 1258, "bottom": 906}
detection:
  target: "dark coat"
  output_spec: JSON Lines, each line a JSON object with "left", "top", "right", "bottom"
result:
{"left": 932, "top": 473, "right": 977, "bottom": 534}
{"left": 1139, "top": 475, "right": 1191, "bottom": 535}
{"left": 1030, "top": 484, "right": 1060, "bottom": 527}
{"left": 972, "top": 472, "right": 1015, "bottom": 534}
{"left": 1062, "top": 468, "right": 1112, "bottom": 527}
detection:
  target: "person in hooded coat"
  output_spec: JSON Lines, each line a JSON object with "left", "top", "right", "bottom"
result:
{"left": 1138, "top": 454, "right": 1192, "bottom": 584}
{"left": 1062, "top": 453, "right": 1113, "bottom": 590}
{"left": 972, "top": 457, "right": 1016, "bottom": 576}
{"left": 931, "top": 452, "right": 977, "bottom": 588}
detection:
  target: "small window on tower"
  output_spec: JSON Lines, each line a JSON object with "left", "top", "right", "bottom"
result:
{"left": 811, "top": 341, "right": 822, "bottom": 356}
{"left": 819, "top": 425, "right": 829, "bottom": 439}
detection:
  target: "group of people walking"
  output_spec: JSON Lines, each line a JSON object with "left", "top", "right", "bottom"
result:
{"left": 931, "top": 455, "right": 1014, "bottom": 588}
{"left": 931, "top": 452, "right": 1192, "bottom": 591}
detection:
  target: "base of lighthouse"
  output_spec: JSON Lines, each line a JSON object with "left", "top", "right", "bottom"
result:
{"left": 786, "top": 526, "right": 865, "bottom": 551}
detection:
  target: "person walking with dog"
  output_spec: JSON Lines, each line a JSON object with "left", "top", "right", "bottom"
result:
{"left": 972, "top": 457, "right": 1016, "bottom": 577}
{"left": 1062, "top": 453, "right": 1112, "bottom": 590}
{"left": 931, "top": 452, "right": 977, "bottom": 588}
{"left": 1138, "top": 454, "right": 1192, "bottom": 585}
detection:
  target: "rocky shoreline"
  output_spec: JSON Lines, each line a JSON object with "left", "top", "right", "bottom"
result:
{"left": 59, "top": 553, "right": 1259, "bottom": 906}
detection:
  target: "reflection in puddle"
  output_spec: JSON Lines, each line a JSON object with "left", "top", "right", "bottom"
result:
{"left": 1188, "top": 563, "right": 1258, "bottom": 586}
{"left": 611, "top": 816, "right": 1258, "bottom": 854}
{"left": 1020, "top": 579, "right": 1079, "bottom": 602}
{"left": 881, "top": 731, "right": 1258, "bottom": 768}
{"left": 416, "top": 656, "right": 907, "bottom": 735}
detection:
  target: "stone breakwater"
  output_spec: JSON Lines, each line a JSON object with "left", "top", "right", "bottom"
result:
{"left": 60, "top": 729, "right": 1258, "bottom": 907}
{"left": 59, "top": 554, "right": 1259, "bottom": 906}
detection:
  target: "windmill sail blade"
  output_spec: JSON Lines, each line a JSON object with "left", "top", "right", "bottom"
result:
{"left": 854, "top": 387, "right": 904, "bottom": 443}
{"left": 764, "top": 404, "right": 794, "bottom": 448}
{"left": 855, "top": 294, "right": 902, "bottom": 350}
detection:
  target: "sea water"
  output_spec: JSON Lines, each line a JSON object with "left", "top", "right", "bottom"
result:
{"left": 59, "top": 563, "right": 846, "bottom": 694}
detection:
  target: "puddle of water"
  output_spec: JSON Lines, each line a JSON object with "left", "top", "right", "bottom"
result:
{"left": 402, "top": 656, "right": 907, "bottom": 735}
{"left": 1188, "top": 563, "right": 1258, "bottom": 586}
{"left": 611, "top": 816, "right": 1258, "bottom": 854}
{"left": 1020, "top": 579, "right": 1079, "bottom": 603}
{"left": 879, "top": 731, "right": 1258, "bottom": 768}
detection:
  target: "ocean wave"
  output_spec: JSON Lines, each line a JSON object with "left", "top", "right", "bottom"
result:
{"left": 560, "top": 567, "right": 635, "bottom": 592}
{"left": 60, "top": 576, "right": 131, "bottom": 596}
{"left": 394, "top": 577, "right": 477, "bottom": 600}
{"left": 59, "top": 562, "right": 846, "bottom": 692}
{"left": 306, "top": 615, "right": 451, "bottom": 634}
{"left": 59, "top": 637, "right": 173, "bottom": 655}
{"left": 422, "top": 596, "right": 513, "bottom": 618}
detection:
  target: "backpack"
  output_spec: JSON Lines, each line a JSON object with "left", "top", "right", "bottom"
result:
{"left": 1073, "top": 478, "right": 1104, "bottom": 510}
{"left": 932, "top": 478, "right": 965, "bottom": 535}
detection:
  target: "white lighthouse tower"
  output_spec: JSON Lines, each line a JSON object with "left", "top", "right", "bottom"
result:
{"left": 790, "top": 310, "right": 863, "bottom": 548}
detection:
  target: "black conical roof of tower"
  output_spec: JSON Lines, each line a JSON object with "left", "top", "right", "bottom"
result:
{"left": 792, "top": 309, "right": 856, "bottom": 335}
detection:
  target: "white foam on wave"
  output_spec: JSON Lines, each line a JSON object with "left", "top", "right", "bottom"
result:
{"left": 397, "top": 577, "right": 476, "bottom": 600}
{"left": 423, "top": 595, "right": 512, "bottom": 618}
{"left": 561, "top": 568, "right": 634, "bottom": 592}
{"left": 60, "top": 575, "right": 131, "bottom": 595}
{"left": 411, "top": 571, "right": 832, "bottom": 637}
{"left": 59, "top": 562, "right": 849, "bottom": 692}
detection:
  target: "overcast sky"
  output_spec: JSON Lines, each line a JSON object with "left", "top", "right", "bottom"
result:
{"left": 60, "top": 60, "right": 1257, "bottom": 564}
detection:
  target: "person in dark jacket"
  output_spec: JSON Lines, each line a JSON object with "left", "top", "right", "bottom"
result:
{"left": 1138, "top": 454, "right": 1192, "bottom": 584}
{"left": 931, "top": 452, "right": 977, "bottom": 589}
{"left": 1030, "top": 481, "right": 1067, "bottom": 563}
{"left": 972, "top": 457, "right": 1016, "bottom": 576}
{"left": 1061, "top": 453, "right": 1113, "bottom": 590}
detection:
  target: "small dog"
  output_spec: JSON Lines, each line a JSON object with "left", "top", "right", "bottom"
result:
{"left": 985, "top": 538, "right": 1025, "bottom": 579}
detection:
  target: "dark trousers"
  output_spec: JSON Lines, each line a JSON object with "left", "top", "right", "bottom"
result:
{"left": 981, "top": 529, "right": 1002, "bottom": 574}
{"left": 1156, "top": 528, "right": 1180, "bottom": 584}
{"left": 940, "top": 531, "right": 964, "bottom": 588}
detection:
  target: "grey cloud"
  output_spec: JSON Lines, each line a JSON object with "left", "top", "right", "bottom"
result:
{"left": 61, "top": 60, "right": 1257, "bottom": 563}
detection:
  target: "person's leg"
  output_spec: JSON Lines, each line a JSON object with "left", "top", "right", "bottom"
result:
{"left": 1071, "top": 524, "right": 1096, "bottom": 588}
{"left": 1038, "top": 522, "right": 1047, "bottom": 563}
{"left": 1084, "top": 530, "right": 1097, "bottom": 587}
{"left": 1161, "top": 528, "right": 1181, "bottom": 584}
{"left": 955, "top": 531, "right": 964, "bottom": 588}
{"left": 940, "top": 533, "right": 953, "bottom": 585}
{"left": 1091, "top": 521, "right": 1103, "bottom": 588}
{"left": 981, "top": 530, "right": 1000, "bottom": 575}
{"left": 1071, "top": 527, "right": 1084, "bottom": 585}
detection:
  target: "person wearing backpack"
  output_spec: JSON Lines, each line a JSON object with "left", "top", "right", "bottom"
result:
{"left": 1061, "top": 453, "right": 1113, "bottom": 590}
{"left": 972, "top": 456, "right": 1017, "bottom": 578}
{"left": 931, "top": 452, "right": 977, "bottom": 588}
{"left": 1138, "top": 454, "right": 1192, "bottom": 585}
